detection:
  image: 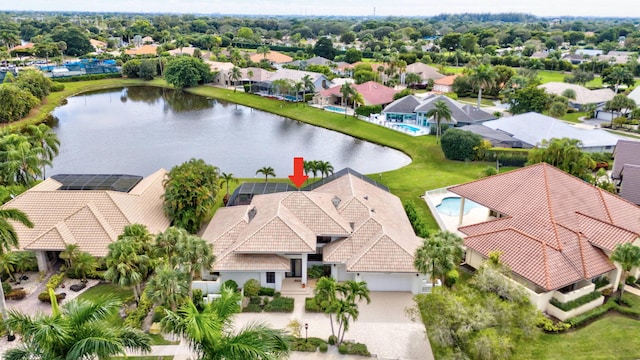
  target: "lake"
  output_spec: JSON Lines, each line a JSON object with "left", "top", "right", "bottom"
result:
{"left": 48, "top": 87, "right": 411, "bottom": 178}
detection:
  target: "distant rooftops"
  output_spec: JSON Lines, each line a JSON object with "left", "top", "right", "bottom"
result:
{"left": 50, "top": 174, "right": 143, "bottom": 193}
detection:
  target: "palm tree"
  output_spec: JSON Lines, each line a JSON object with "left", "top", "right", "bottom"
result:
{"left": 303, "top": 160, "right": 316, "bottom": 180}
{"left": 13, "top": 251, "right": 37, "bottom": 281}
{"left": 340, "top": 82, "right": 354, "bottom": 118}
{"left": 610, "top": 243, "right": 640, "bottom": 302}
{"left": 26, "top": 124, "right": 60, "bottom": 179}
{"left": 228, "top": 66, "right": 241, "bottom": 92}
{"left": 469, "top": 63, "right": 497, "bottom": 109}
{"left": 219, "top": 172, "right": 237, "bottom": 205}
{"left": 414, "top": 231, "right": 464, "bottom": 288}
{"left": 0, "top": 134, "right": 45, "bottom": 186}
{"left": 161, "top": 286, "right": 289, "bottom": 359}
{"left": 426, "top": 99, "right": 453, "bottom": 144}
{"left": 73, "top": 251, "right": 98, "bottom": 283}
{"left": 154, "top": 226, "right": 187, "bottom": 260}
{"left": 146, "top": 263, "right": 190, "bottom": 311}
{"left": 256, "top": 166, "right": 276, "bottom": 182}
{"left": 293, "top": 81, "right": 304, "bottom": 102}
{"left": 301, "top": 74, "right": 315, "bottom": 105}
{"left": 607, "top": 65, "right": 632, "bottom": 94}
{"left": 247, "top": 69, "right": 254, "bottom": 91}
{"left": 175, "top": 233, "right": 215, "bottom": 286}
{"left": 316, "top": 161, "right": 334, "bottom": 179}
{"left": 257, "top": 45, "right": 271, "bottom": 59}
{"left": 405, "top": 72, "right": 422, "bottom": 92}
{"left": 4, "top": 296, "right": 151, "bottom": 359}
{"left": 0, "top": 252, "right": 16, "bottom": 282}
{"left": 175, "top": 36, "right": 188, "bottom": 54}
{"left": 60, "top": 243, "right": 80, "bottom": 269}
{"left": 313, "top": 277, "right": 338, "bottom": 337}
{"left": 351, "top": 90, "right": 365, "bottom": 116}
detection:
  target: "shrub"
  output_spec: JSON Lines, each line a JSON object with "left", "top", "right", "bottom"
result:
{"left": 242, "top": 303, "right": 262, "bottom": 312}
{"left": 38, "top": 292, "right": 66, "bottom": 303}
{"left": 5, "top": 288, "right": 26, "bottom": 300}
{"left": 338, "top": 341, "right": 371, "bottom": 356}
{"left": 192, "top": 288, "right": 203, "bottom": 304}
{"left": 549, "top": 291, "right": 602, "bottom": 312}
{"left": 328, "top": 335, "right": 337, "bottom": 345}
{"left": 288, "top": 337, "right": 318, "bottom": 352}
{"left": 264, "top": 296, "right": 294, "bottom": 312}
{"left": 626, "top": 276, "right": 637, "bottom": 285}
{"left": 305, "top": 297, "right": 322, "bottom": 312}
{"left": 2, "top": 281, "right": 11, "bottom": 295}
{"left": 484, "top": 166, "right": 498, "bottom": 177}
{"left": 594, "top": 277, "right": 610, "bottom": 289}
{"left": 308, "top": 265, "right": 325, "bottom": 279}
{"left": 355, "top": 104, "right": 382, "bottom": 117}
{"left": 52, "top": 73, "right": 122, "bottom": 82}
{"left": 46, "top": 273, "right": 65, "bottom": 290}
{"left": 124, "top": 293, "right": 153, "bottom": 328}
{"left": 258, "top": 287, "right": 275, "bottom": 296}
{"left": 429, "top": 123, "right": 449, "bottom": 135}
{"left": 223, "top": 279, "right": 238, "bottom": 292}
{"left": 243, "top": 279, "right": 261, "bottom": 297}
{"left": 152, "top": 306, "right": 166, "bottom": 323}
{"left": 274, "top": 291, "right": 281, "bottom": 298}
{"left": 441, "top": 128, "right": 483, "bottom": 161}
{"left": 565, "top": 301, "right": 614, "bottom": 328}
{"left": 319, "top": 343, "right": 328, "bottom": 353}
{"left": 444, "top": 269, "right": 459, "bottom": 288}
{"left": 50, "top": 82, "right": 65, "bottom": 92}
{"left": 536, "top": 315, "right": 571, "bottom": 333}
{"left": 404, "top": 201, "right": 430, "bottom": 238}
{"left": 249, "top": 296, "right": 261, "bottom": 305}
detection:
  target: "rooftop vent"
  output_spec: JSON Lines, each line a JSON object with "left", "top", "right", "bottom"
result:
{"left": 349, "top": 222, "right": 355, "bottom": 231}
{"left": 364, "top": 195, "right": 368, "bottom": 200}
{"left": 248, "top": 207, "right": 257, "bottom": 222}
{"left": 331, "top": 195, "right": 341, "bottom": 209}
{"left": 371, "top": 208, "right": 376, "bottom": 213}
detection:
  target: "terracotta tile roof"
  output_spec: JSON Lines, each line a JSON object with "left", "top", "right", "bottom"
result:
{"left": 620, "top": 164, "right": 640, "bottom": 205}
{"left": 319, "top": 81, "right": 397, "bottom": 106}
{"left": 2, "top": 169, "right": 170, "bottom": 257}
{"left": 249, "top": 50, "right": 293, "bottom": 64}
{"left": 125, "top": 44, "right": 158, "bottom": 56}
{"left": 450, "top": 163, "right": 640, "bottom": 291}
{"left": 434, "top": 75, "right": 459, "bottom": 86}
{"left": 214, "top": 253, "right": 290, "bottom": 271}
{"left": 204, "top": 171, "right": 422, "bottom": 273}
{"left": 612, "top": 140, "right": 640, "bottom": 180}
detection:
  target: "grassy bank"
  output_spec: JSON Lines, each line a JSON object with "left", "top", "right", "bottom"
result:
{"left": 187, "top": 85, "right": 495, "bottom": 228}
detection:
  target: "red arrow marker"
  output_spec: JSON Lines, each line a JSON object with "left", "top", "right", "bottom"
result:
{"left": 288, "top": 157, "right": 309, "bottom": 188}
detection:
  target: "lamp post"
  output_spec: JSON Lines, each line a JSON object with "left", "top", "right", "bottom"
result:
{"left": 305, "top": 323, "right": 309, "bottom": 342}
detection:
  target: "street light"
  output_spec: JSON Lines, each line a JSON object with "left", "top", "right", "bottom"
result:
{"left": 304, "top": 323, "right": 309, "bottom": 342}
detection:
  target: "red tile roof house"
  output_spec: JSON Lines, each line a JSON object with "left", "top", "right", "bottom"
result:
{"left": 314, "top": 81, "right": 397, "bottom": 107}
{"left": 439, "top": 163, "right": 640, "bottom": 319}
{"left": 199, "top": 169, "right": 425, "bottom": 294}
{"left": 611, "top": 139, "right": 640, "bottom": 205}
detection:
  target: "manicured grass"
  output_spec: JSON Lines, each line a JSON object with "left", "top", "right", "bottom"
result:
{"left": 443, "top": 66, "right": 465, "bottom": 74}
{"left": 560, "top": 111, "right": 587, "bottom": 123}
{"left": 514, "top": 315, "right": 640, "bottom": 359}
{"left": 537, "top": 70, "right": 603, "bottom": 87}
{"left": 149, "top": 334, "right": 179, "bottom": 345}
{"left": 187, "top": 85, "right": 496, "bottom": 228}
{"left": 457, "top": 96, "right": 495, "bottom": 107}
{"left": 78, "top": 283, "right": 133, "bottom": 303}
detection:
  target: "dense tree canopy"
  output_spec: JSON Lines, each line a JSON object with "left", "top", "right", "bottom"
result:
{"left": 440, "top": 128, "right": 482, "bottom": 161}
{"left": 50, "top": 26, "right": 93, "bottom": 56}
{"left": 527, "top": 138, "right": 595, "bottom": 180}
{"left": 164, "top": 56, "right": 212, "bottom": 89}
{"left": 163, "top": 158, "right": 220, "bottom": 233}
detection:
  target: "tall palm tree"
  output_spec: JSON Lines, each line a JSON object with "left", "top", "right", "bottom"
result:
{"left": 0, "top": 207, "right": 32, "bottom": 324}
{"left": 247, "top": 69, "right": 254, "bottom": 91}
{"left": 607, "top": 65, "right": 632, "bottom": 94}
{"left": 301, "top": 74, "right": 315, "bottom": 105}
{"left": 26, "top": 124, "right": 60, "bottom": 179}
{"left": 425, "top": 99, "right": 452, "bottom": 144}
{"left": 257, "top": 45, "right": 271, "bottom": 59}
{"left": 228, "top": 66, "right": 241, "bottom": 92}
{"left": 316, "top": 161, "right": 334, "bottom": 179}
{"left": 293, "top": 81, "right": 304, "bottom": 102}
{"left": 73, "top": 251, "right": 98, "bottom": 283}
{"left": 146, "top": 263, "right": 190, "bottom": 311}
{"left": 469, "top": 63, "right": 497, "bottom": 109}
{"left": 154, "top": 226, "right": 187, "bottom": 260}
{"left": 5, "top": 296, "right": 151, "bottom": 359}
{"left": 161, "top": 286, "right": 289, "bottom": 360}
{"left": 340, "top": 82, "right": 354, "bottom": 118}
{"left": 351, "top": 90, "right": 365, "bottom": 116}
{"left": 175, "top": 233, "right": 215, "bottom": 286}
{"left": 610, "top": 243, "right": 640, "bottom": 302}
{"left": 414, "top": 231, "right": 464, "bottom": 288}
{"left": 313, "top": 277, "right": 338, "bottom": 337}
{"left": 60, "top": 243, "right": 80, "bottom": 269}
{"left": 0, "top": 252, "right": 17, "bottom": 282}
{"left": 256, "top": 166, "right": 276, "bottom": 182}
{"left": 0, "top": 134, "right": 45, "bottom": 186}
{"left": 219, "top": 172, "right": 237, "bottom": 205}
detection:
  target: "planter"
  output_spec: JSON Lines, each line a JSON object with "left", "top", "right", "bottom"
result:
{"left": 302, "top": 283, "right": 306, "bottom": 288}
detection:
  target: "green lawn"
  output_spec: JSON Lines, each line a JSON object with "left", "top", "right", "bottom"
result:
{"left": 78, "top": 283, "right": 134, "bottom": 303}
{"left": 457, "top": 96, "right": 495, "bottom": 107}
{"left": 149, "top": 334, "right": 179, "bottom": 345}
{"left": 514, "top": 315, "right": 640, "bottom": 359}
{"left": 560, "top": 111, "right": 587, "bottom": 123}
{"left": 537, "top": 70, "right": 603, "bottom": 87}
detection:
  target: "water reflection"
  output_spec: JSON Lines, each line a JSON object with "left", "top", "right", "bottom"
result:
{"left": 48, "top": 87, "right": 410, "bottom": 177}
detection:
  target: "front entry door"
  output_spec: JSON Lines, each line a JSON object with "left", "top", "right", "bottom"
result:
{"left": 288, "top": 259, "right": 302, "bottom": 278}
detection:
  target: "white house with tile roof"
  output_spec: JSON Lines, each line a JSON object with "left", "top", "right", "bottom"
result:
{"left": 201, "top": 170, "right": 425, "bottom": 293}
{"left": 1, "top": 170, "right": 170, "bottom": 272}
{"left": 432, "top": 163, "right": 640, "bottom": 316}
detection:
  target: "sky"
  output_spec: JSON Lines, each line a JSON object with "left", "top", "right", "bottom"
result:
{"left": 3, "top": 0, "right": 640, "bottom": 18}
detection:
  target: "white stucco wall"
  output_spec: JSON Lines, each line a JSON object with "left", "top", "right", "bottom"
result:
{"left": 359, "top": 272, "right": 416, "bottom": 292}
{"left": 546, "top": 296, "right": 604, "bottom": 321}
{"left": 221, "top": 272, "right": 261, "bottom": 289}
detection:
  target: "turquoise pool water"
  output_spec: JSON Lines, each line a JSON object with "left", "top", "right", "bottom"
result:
{"left": 325, "top": 106, "right": 346, "bottom": 113}
{"left": 396, "top": 124, "right": 422, "bottom": 133}
{"left": 436, "top": 197, "right": 482, "bottom": 216}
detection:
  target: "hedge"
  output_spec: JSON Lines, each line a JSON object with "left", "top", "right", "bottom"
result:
{"left": 46, "top": 273, "right": 65, "bottom": 290}
{"left": 38, "top": 291, "right": 66, "bottom": 303}
{"left": 305, "top": 297, "right": 322, "bottom": 312}
{"left": 242, "top": 303, "right": 262, "bottom": 313}
{"left": 258, "top": 287, "right": 275, "bottom": 296}
{"left": 565, "top": 301, "right": 615, "bottom": 328}
{"left": 124, "top": 293, "right": 153, "bottom": 328}
{"left": 338, "top": 341, "right": 371, "bottom": 356}
{"left": 53, "top": 73, "right": 122, "bottom": 83}
{"left": 5, "top": 288, "right": 26, "bottom": 300}
{"left": 264, "top": 296, "right": 294, "bottom": 312}
{"left": 549, "top": 291, "right": 602, "bottom": 312}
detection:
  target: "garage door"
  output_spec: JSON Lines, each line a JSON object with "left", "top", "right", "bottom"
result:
{"left": 360, "top": 273, "right": 413, "bottom": 292}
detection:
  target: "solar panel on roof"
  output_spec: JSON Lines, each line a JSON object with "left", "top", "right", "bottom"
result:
{"left": 51, "top": 174, "right": 143, "bottom": 193}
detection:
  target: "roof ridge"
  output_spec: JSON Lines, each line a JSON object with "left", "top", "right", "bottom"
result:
{"left": 25, "top": 225, "right": 66, "bottom": 250}
{"left": 540, "top": 237, "right": 552, "bottom": 290}
{"left": 105, "top": 192, "right": 135, "bottom": 225}
{"left": 82, "top": 203, "right": 119, "bottom": 241}
{"left": 297, "top": 192, "right": 351, "bottom": 233}
{"left": 575, "top": 211, "right": 640, "bottom": 237}
{"left": 576, "top": 232, "right": 589, "bottom": 279}
{"left": 541, "top": 164, "right": 563, "bottom": 251}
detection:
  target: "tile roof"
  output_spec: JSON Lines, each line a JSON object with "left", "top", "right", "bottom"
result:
{"left": 203, "top": 171, "right": 422, "bottom": 273}
{"left": 125, "top": 44, "right": 158, "bottom": 56}
{"left": 249, "top": 50, "right": 293, "bottom": 64}
{"left": 2, "top": 169, "right": 169, "bottom": 257}
{"left": 612, "top": 139, "right": 640, "bottom": 179}
{"left": 434, "top": 75, "right": 458, "bottom": 86}
{"left": 383, "top": 95, "right": 422, "bottom": 114}
{"left": 450, "top": 163, "right": 640, "bottom": 291}
{"left": 405, "top": 63, "right": 445, "bottom": 81}
{"left": 539, "top": 82, "right": 615, "bottom": 105}
{"left": 620, "top": 164, "right": 640, "bottom": 205}
{"left": 319, "top": 81, "right": 397, "bottom": 106}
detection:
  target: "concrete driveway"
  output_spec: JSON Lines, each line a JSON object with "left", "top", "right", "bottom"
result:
{"left": 234, "top": 292, "right": 433, "bottom": 360}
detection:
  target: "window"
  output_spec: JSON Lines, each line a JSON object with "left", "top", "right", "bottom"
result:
{"left": 266, "top": 272, "right": 275, "bottom": 284}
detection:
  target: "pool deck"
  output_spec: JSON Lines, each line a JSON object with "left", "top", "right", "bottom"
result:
{"left": 423, "top": 188, "right": 494, "bottom": 234}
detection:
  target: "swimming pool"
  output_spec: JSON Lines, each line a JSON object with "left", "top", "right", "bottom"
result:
{"left": 436, "top": 197, "right": 482, "bottom": 216}
{"left": 396, "top": 124, "right": 422, "bottom": 133}
{"left": 325, "top": 106, "right": 346, "bottom": 113}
